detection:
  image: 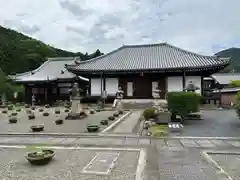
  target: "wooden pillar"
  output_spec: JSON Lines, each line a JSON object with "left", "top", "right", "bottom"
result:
{"left": 201, "top": 76, "right": 204, "bottom": 95}
{"left": 47, "top": 83, "right": 52, "bottom": 105}
{"left": 24, "top": 84, "right": 32, "bottom": 104}
{"left": 182, "top": 70, "right": 186, "bottom": 91}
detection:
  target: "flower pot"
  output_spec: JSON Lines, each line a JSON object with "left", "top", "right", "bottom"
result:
{"left": 113, "top": 113, "right": 119, "bottom": 117}
{"left": 43, "top": 112, "right": 49, "bottom": 116}
{"left": 31, "top": 125, "right": 44, "bottom": 132}
{"left": 87, "top": 125, "right": 99, "bottom": 132}
{"left": 55, "top": 119, "right": 63, "bottom": 125}
{"left": 9, "top": 117, "right": 17, "bottom": 123}
{"left": 108, "top": 116, "right": 115, "bottom": 121}
{"left": 55, "top": 110, "right": 61, "bottom": 114}
{"left": 89, "top": 110, "right": 95, "bottom": 114}
{"left": 100, "top": 120, "right": 108, "bottom": 125}
{"left": 118, "top": 110, "right": 124, "bottom": 115}
{"left": 25, "top": 149, "right": 55, "bottom": 165}
{"left": 28, "top": 114, "right": 35, "bottom": 120}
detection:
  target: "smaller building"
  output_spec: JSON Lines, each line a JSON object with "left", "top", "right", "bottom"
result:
{"left": 203, "top": 73, "right": 240, "bottom": 105}
{"left": 10, "top": 57, "right": 89, "bottom": 105}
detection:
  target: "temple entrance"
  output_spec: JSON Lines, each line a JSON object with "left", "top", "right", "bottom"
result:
{"left": 134, "top": 76, "right": 152, "bottom": 98}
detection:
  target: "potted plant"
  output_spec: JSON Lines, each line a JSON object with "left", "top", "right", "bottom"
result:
{"left": 11, "top": 112, "right": 18, "bottom": 116}
{"left": 113, "top": 112, "right": 119, "bottom": 117}
{"left": 55, "top": 109, "right": 61, "bottom": 114}
{"left": 89, "top": 109, "right": 95, "bottom": 114}
{"left": 9, "top": 116, "right": 17, "bottom": 123}
{"left": 55, "top": 119, "right": 63, "bottom": 125}
{"left": 16, "top": 108, "right": 21, "bottom": 112}
{"left": 25, "top": 149, "right": 55, "bottom": 165}
{"left": 43, "top": 112, "right": 49, "bottom": 116}
{"left": 7, "top": 105, "right": 13, "bottom": 110}
{"left": 80, "top": 111, "right": 87, "bottom": 116}
{"left": 118, "top": 110, "right": 124, "bottom": 115}
{"left": 100, "top": 119, "right": 108, "bottom": 125}
{"left": 28, "top": 113, "right": 35, "bottom": 120}
{"left": 87, "top": 124, "right": 99, "bottom": 132}
{"left": 31, "top": 106, "right": 36, "bottom": 110}
{"left": 30, "top": 124, "right": 44, "bottom": 132}
{"left": 108, "top": 116, "right": 115, "bottom": 121}
{"left": 38, "top": 108, "right": 44, "bottom": 112}
{"left": 44, "top": 104, "right": 50, "bottom": 108}
{"left": 2, "top": 110, "right": 7, "bottom": 114}
{"left": 25, "top": 104, "right": 30, "bottom": 108}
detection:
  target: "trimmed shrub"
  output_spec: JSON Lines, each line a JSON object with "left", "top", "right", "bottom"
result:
{"left": 55, "top": 119, "right": 63, "bottom": 125}
{"left": 233, "top": 91, "right": 240, "bottom": 118}
{"left": 143, "top": 107, "right": 156, "bottom": 120}
{"left": 167, "top": 91, "right": 201, "bottom": 118}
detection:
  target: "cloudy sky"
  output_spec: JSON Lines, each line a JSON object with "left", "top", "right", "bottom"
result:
{"left": 0, "top": 0, "right": 239, "bottom": 55}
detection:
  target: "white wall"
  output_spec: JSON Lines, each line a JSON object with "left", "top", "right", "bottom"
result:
{"left": 91, "top": 78, "right": 102, "bottom": 96}
{"left": 152, "top": 81, "right": 158, "bottom": 96}
{"left": 167, "top": 76, "right": 183, "bottom": 92}
{"left": 186, "top": 76, "right": 201, "bottom": 94}
{"left": 105, "top": 78, "right": 118, "bottom": 96}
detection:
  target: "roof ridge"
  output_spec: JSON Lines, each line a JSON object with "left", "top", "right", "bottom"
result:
{"left": 48, "top": 56, "right": 80, "bottom": 61}
{"left": 75, "top": 46, "right": 125, "bottom": 65}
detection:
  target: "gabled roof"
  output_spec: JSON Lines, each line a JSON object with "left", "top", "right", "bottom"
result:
{"left": 10, "top": 57, "right": 88, "bottom": 82}
{"left": 210, "top": 73, "right": 240, "bottom": 84}
{"left": 66, "top": 43, "right": 229, "bottom": 73}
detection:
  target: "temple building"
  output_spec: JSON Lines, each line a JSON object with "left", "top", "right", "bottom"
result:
{"left": 66, "top": 43, "right": 229, "bottom": 100}
{"left": 10, "top": 57, "right": 89, "bottom": 105}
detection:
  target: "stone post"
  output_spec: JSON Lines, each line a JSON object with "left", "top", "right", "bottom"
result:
{"left": 153, "top": 87, "right": 161, "bottom": 110}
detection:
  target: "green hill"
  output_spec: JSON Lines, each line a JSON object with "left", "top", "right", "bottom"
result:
{"left": 215, "top": 48, "right": 240, "bottom": 72}
{"left": 0, "top": 25, "right": 103, "bottom": 74}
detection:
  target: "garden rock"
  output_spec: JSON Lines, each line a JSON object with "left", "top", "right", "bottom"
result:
{"left": 16, "top": 108, "right": 21, "bottom": 112}
{"left": 43, "top": 112, "right": 49, "bottom": 116}
{"left": 55, "top": 119, "right": 63, "bottom": 125}
{"left": 2, "top": 110, "right": 7, "bottom": 114}
{"left": 30, "top": 124, "right": 44, "bottom": 132}
{"left": 55, "top": 109, "right": 61, "bottom": 114}
{"left": 28, "top": 113, "right": 35, "bottom": 120}
{"left": 38, "top": 108, "right": 44, "bottom": 112}
{"left": 87, "top": 125, "right": 99, "bottom": 132}
{"left": 108, "top": 116, "right": 115, "bottom": 121}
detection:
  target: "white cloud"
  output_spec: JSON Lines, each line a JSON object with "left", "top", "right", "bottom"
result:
{"left": 0, "top": 0, "right": 239, "bottom": 54}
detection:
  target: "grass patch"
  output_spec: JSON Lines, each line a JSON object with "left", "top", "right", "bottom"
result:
{"left": 148, "top": 124, "right": 168, "bottom": 137}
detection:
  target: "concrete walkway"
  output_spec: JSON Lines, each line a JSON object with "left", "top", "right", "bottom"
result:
{"left": 113, "top": 111, "right": 142, "bottom": 133}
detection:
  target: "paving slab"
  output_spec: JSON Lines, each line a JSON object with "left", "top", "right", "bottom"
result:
{"left": 195, "top": 140, "right": 215, "bottom": 148}
{"left": 123, "top": 138, "right": 139, "bottom": 145}
{"left": 165, "top": 140, "right": 183, "bottom": 148}
{"left": 138, "top": 138, "right": 151, "bottom": 145}
{"left": 112, "top": 111, "right": 141, "bottom": 133}
{"left": 225, "top": 140, "right": 240, "bottom": 147}
{"left": 210, "top": 140, "right": 231, "bottom": 147}
{"left": 180, "top": 139, "right": 200, "bottom": 148}
{"left": 0, "top": 147, "right": 140, "bottom": 180}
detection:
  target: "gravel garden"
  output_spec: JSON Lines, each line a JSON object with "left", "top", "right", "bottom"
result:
{"left": 0, "top": 102, "right": 127, "bottom": 133}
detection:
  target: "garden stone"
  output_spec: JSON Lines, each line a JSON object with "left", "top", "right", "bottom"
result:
{"left": 9, "top": 116, "right": 17, "bottom": 123}
{"left": 31, "top": 124, "right": 44, "bottom": 132}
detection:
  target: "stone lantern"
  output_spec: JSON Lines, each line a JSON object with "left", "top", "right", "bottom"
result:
{"left": 185, "top": 81, "right": 199, "bottom": 92}
{"left": 112, "top": 86, "right": 124, "bottom": 110}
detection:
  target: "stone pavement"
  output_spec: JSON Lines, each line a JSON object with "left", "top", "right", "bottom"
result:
{"left": 113, "top": 111, "right": 142, "bottom": 133}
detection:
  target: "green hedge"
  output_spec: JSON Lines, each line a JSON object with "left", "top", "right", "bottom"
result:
{"left": 167, "top": 91, "right": 201, "bottom": 117}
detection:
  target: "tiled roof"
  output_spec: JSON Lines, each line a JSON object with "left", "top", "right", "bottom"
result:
{"left": 10, "top": 57, "right": 88, "bottom": 82}
{"left": 67, "top": 43, "right": 229, "bottom": 72}
{"left": 211, "top": 73, "right": 240, "bottom": 84}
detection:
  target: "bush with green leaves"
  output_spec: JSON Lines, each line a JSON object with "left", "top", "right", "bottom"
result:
{"left": 16, "top": 108, "right": 21, "bottom": 112}
{"left": 11, "top": 112, "right": 17, "bottom": 116}
{"left": 233, "top": 91, "right": 240, "bottom": 118}
{"left": 143, "top": 107, "right": 156, "bottom": 120}
{"left": 167, "top": 91, "right": 201, "bottom": 118}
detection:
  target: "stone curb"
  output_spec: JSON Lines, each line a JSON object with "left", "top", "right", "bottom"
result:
{"left": 0, "top": 133, "right": 240, "bottom": 141}
{"left": 101, "top": 111, "right": 133, "bottom": 133}
{"left": 201, "top": 151, "right": 232, "bottom": 180}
